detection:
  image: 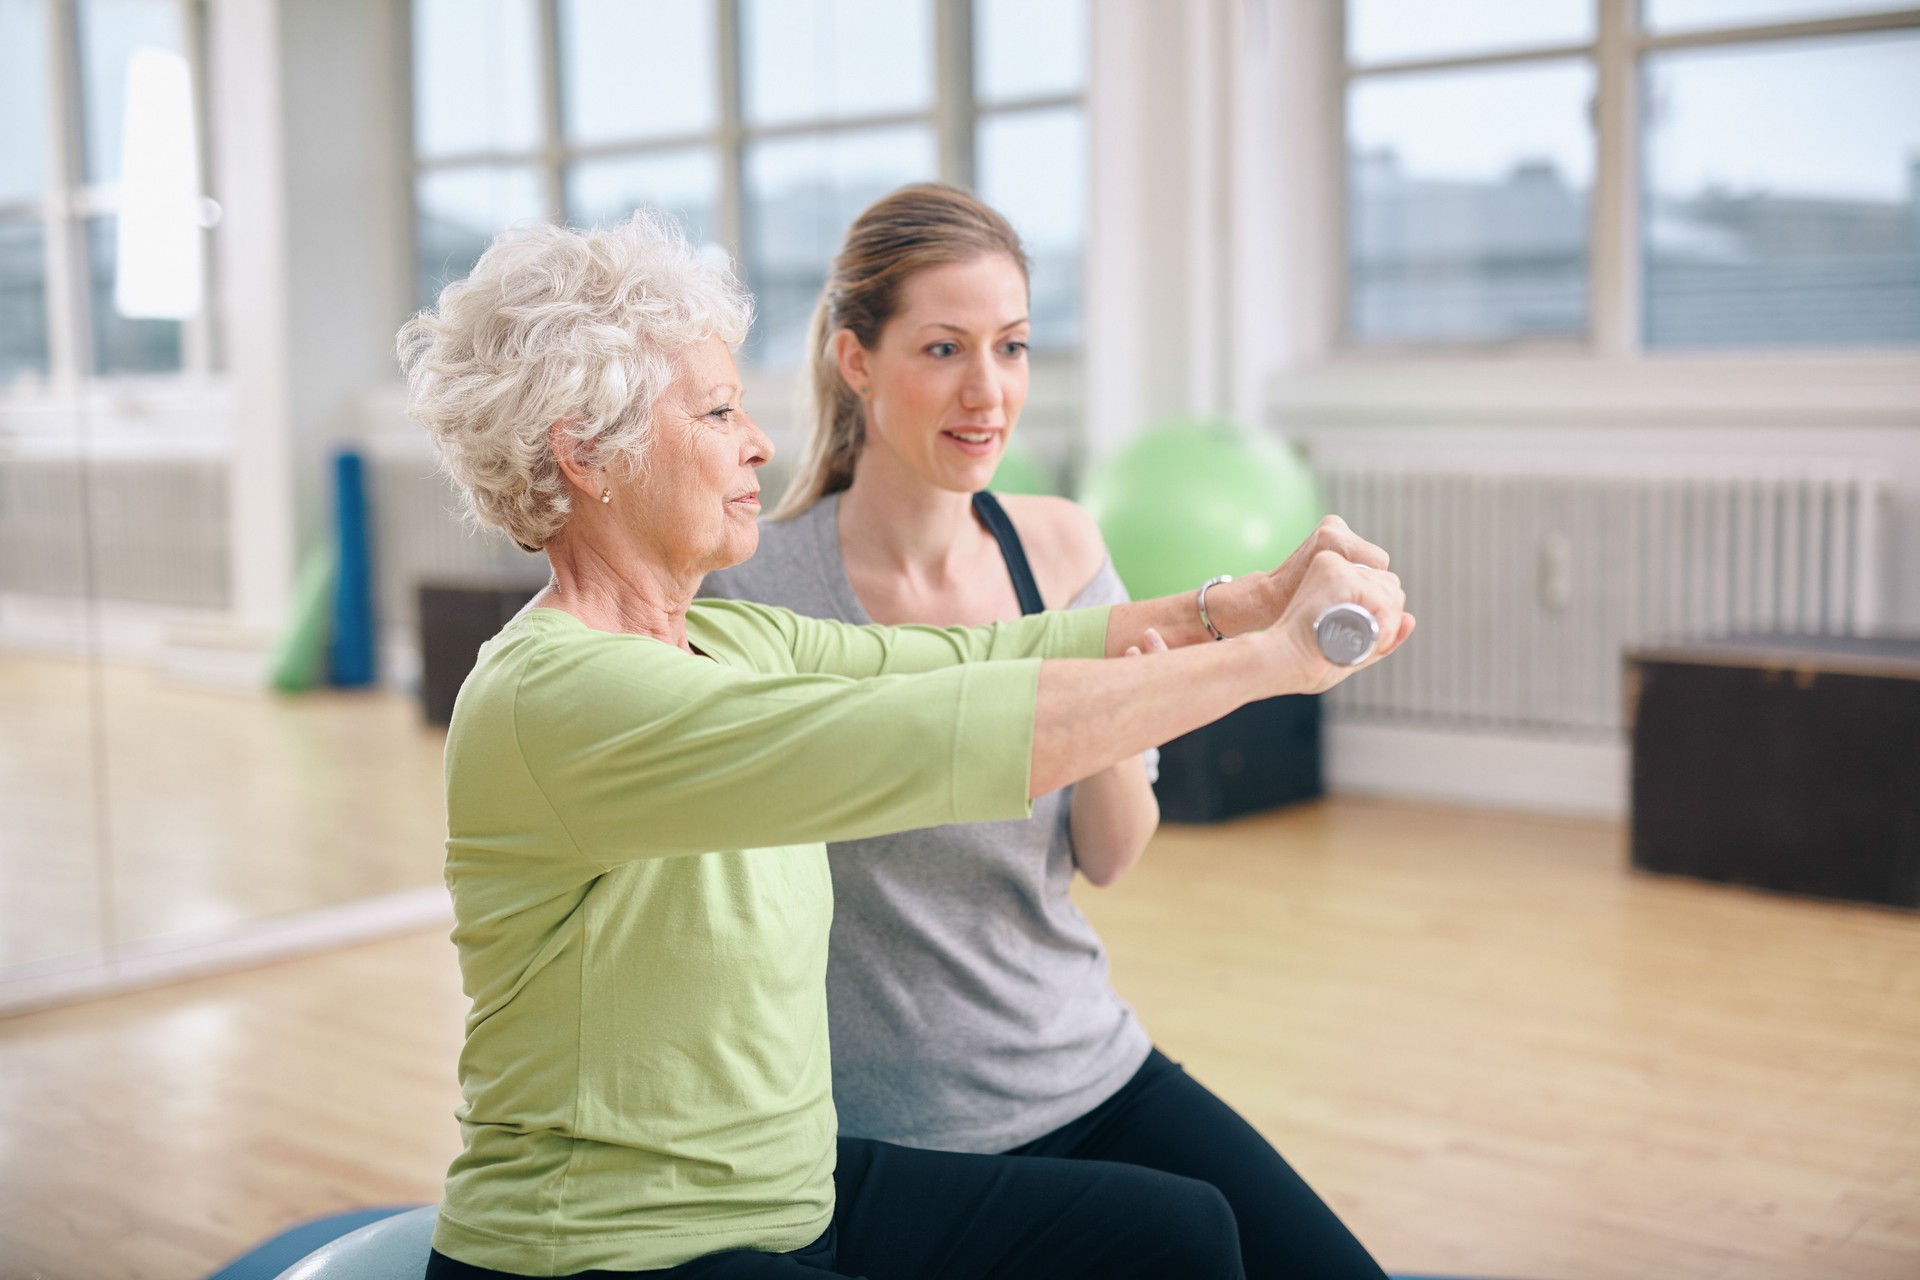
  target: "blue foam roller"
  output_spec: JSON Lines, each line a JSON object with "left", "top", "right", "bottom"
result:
{"left": 327, "top": 447, "right": 377, "bottom": 688}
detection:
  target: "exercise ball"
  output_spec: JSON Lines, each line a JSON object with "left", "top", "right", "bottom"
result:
{"left": 988, "top": 443, "right": 1056, "bottom": 496}
{"left": 1080, "top": 419, "right": 1321, "bottom": 602}
{"left": 270, "top": 1206, "right": 437, "bottom": 1279}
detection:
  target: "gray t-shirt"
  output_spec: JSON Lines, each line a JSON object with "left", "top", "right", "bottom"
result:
{"left": 700, "top": 493, "right": 1154, "bottom": 1153}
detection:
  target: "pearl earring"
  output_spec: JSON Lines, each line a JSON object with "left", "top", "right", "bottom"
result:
{"left": 600, "top": 488, "right": 611, "bottom": 504}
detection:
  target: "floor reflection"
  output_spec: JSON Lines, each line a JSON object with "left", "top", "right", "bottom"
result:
{"left": 0, "top": 656, "right": 448, "bottom": 969}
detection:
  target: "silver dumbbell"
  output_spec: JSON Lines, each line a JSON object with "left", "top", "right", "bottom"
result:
{"left": 1314, "top": 602, "right": 1379, "bottom": 667}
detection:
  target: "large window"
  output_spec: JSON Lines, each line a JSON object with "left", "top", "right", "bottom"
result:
{"left": 0, "top": 0, "right": 214, "bottom": 391}
{"left": 1342, "top": 0, "right": 1920, "bottom": 351}
{"left": 408, "top": 0, "right": 1088, "bottom": 366}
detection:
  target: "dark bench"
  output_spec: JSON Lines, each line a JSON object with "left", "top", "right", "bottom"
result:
{"left": 1626, "top": 634, "right": 1920, "bottom": 908}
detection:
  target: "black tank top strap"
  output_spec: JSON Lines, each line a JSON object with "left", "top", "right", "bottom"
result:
{"left": 971, "top": 490, "right": 1046, "bottom": 617}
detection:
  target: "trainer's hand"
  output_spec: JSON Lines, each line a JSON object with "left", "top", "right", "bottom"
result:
{"left": 1212, "top": 515, "right": 1393, "bottom": 639}
{"left": 1123, "top": 627, "right": 1170, "bottom": 659}
{"left": 1262, "top": 549, "right": 1414, "bottom": 695}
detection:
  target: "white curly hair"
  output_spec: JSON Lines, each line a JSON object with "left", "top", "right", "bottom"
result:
{"left": 396, "top": 210, "right": 753, "bottom": 550}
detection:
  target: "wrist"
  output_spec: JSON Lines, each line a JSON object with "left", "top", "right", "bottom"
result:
{"left": 1212, "top": 571, "right": 1281, "bottom": 640}
{"left": 1196, "top": 575, "right": 1233, "bottom": 641}
{"left": 1250, "top": 620, "right": 1321, "bottom": 696}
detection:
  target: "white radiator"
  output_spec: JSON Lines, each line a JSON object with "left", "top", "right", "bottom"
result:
{"left": 1316, "top": 467, "right": 1886, "bottom": 737}
{"left": 0, "top": 448, "right": 542, "bottom": 659}
{"left": 0, "top": 454, "right": 230, "bottom": 608}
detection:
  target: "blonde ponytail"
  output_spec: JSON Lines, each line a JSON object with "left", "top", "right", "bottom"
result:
{"left": 772, "top": 289, "right": 867, "bottom": 518}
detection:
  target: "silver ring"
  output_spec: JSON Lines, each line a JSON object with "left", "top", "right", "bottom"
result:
{"left": 1314, "top": 602, "right": 1379, "bottom": 666}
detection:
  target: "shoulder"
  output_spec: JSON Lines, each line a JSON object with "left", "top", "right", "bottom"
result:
{"left": 688, "top": 596, "right": 786, "bottom": 626}
{"left": 996, "top": 494, "right": 1109, "bottom": 605}
{"left": 463, "top": 613, "right": 671, "bottom": 738}
{"left": 688, "top": 598, "right": 799, "bottom": 650}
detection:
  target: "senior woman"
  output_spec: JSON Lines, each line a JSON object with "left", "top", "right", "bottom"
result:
{"left": 397, "top": 212, "right": 1411, "bottom": 1280}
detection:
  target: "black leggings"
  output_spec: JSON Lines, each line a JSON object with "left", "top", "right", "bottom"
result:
{"left": 425, "top": 1132, "right": 1242, "bottom": 1279}
{"left": 1005, "top": 1049, "right": 1387, "bottom": 1280}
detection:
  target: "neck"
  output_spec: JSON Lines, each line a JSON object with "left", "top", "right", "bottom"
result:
{"left": 837, "top": 446, "right": 984, "bottom": 583}
{"left": 538, "top": 523, "right": 701, "bottom": 651}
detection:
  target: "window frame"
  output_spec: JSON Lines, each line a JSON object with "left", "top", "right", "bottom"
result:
{"left": 1333, "top": 0, "right": 1920, "bottom": 360}
{"left": 2, "top": 0, "right": 219, "bottom": 395}
{"left": 404, "top": 0, "right": 1089, "bottom": 363}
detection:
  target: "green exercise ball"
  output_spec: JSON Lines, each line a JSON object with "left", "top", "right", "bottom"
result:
{"left": 1080, "top": 419, "right": 1322, "bottom": 602}
{"left": 987, "top": 443, "right": 1057, "bottom": 497}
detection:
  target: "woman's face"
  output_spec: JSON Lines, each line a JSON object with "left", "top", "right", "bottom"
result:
{"left": 848, "top": 254, "right": 1029, "bottom": 495}
{"left": 619, "top": 336, "right": 772, "bottom": 577}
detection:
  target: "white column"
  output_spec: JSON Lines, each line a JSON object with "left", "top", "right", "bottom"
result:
{"left": 208, "top": 0, "right": 414, "bottom": 631}
{"left": 1084, "top": 0, "right": 1313, "bottom": 459}
{"left": 1085, "top": 0, "right": 1190, "bottom": 462}
{"left": 277, "top": 0, "right": 414, "bottom": 548}
{"left": 1242, "top": 0, "right": 1340, "bottom": 406}
{"left": 210, "top": 0, "right": 296, "bottom": 630}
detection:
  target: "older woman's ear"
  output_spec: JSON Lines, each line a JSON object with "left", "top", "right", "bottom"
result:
{"left": 548, "top": 419, "right": 605, "bottom": 500}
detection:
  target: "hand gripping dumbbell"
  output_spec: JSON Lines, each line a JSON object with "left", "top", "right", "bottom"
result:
{"left": 1313, "top": 602, "right": 1379, "bottom": 667}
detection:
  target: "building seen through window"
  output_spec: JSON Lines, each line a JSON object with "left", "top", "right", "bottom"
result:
{"left": 1344, "top": 0, "right": 1920, "bottom": 350}
{"left": 1347, "top": 58, "right": 1593, "bottom": 343}
{"left": 1643, "top": 30, "right": 1920, "bottom": 348}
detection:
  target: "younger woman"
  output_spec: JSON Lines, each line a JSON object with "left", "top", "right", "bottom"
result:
{"left": 703, "top": 184, "right": 1390, "bottom": 1280}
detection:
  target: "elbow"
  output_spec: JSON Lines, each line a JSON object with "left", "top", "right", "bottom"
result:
{"left": 1077, "top": 834, "right": 1152, "bottom": 888}
{"left": 1071, "top": 784, "right": 1160, "bottom": 887}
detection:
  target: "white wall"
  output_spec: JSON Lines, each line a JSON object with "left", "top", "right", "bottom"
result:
{"left": 211, "top": 0, "right": 414, "bottom": 629}
{"left": 1090, "top": 0, "right": 1282, "bottom": 458}
{"left": 278, "top": 0, "right": 415, "bottom": 561}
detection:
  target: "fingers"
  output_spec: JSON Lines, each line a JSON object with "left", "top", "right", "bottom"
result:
{"left": 1300, "top": 552, "right": 1408, "bottom": 671}
{"left": 1122, "top": 627, "right": 1169, "bottom": 659}
{"left": 1264, "top": 549, "right": 1415, "bottom": 694}
{"left": 1315, "top": 514, "right": 1390, "bottom": 571}
{"left": 1372, "top": 611, "right": 1416, "bottom": 660}
{"left": 1281, "top": 515, "right": 1389, "bottom": 582}
{"left": 1348, "top": 565, "right": 1408, "bottom": 665}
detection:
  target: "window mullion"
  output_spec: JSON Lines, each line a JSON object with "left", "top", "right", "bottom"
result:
{"left": 1331, "top": 0, "right": 1353, "bottom": 347}
{"left": 935, "top": 0, "right": 974, "bottom": 187}
{"left": 45, "top": 0, "right": 87, "bottom": 388}
{"left": 1639, "top": 7, "right": 1920, "bottom": 53}
{"left": 716, "top": 0, "right": 744, "bottom": 259}
{"left": 538, "top": 0, "right": 565, "bottom": 224}
{"left": 1592, "top": 0, "right": 1641, "bottom": 356}
{"left": 179, "top": 0, "right": 213, "bottom": 376}
{"left": 1345, "top": 40, "right": 1599, "bottom": 79}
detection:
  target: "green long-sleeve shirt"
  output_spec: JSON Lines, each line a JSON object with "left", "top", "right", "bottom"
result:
{"left": 431, "top": 598, "right": 1110, "bottom": 1275}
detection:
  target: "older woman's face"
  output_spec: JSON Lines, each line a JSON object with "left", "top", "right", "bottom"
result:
{"left": 857, "top": 254, "right": 1029, "bottom": 495}
{"left": 619, "top": 336, "right": 771, "bottom": 577}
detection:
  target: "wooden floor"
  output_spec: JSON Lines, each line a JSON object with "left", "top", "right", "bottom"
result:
{"left": 1, "top": 799, "right": 1916, "bottom": 1280}
{"left": 0, "top": 655, "right": 448, "bottom": 969}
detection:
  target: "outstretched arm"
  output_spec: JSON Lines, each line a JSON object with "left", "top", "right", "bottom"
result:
{"left": 1034, "top": 548, "right": 1413, "bottom": 798}
{"left": 1103, "top": 515, "right": 1396, "bottom": 655}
